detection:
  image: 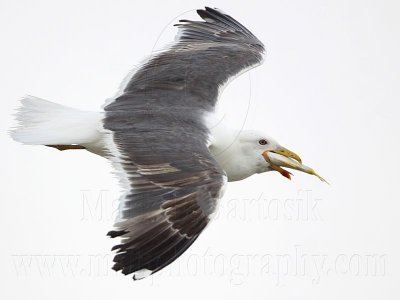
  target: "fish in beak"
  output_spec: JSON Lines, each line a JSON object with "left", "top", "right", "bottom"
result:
{"left": 262, "top": 147, "right": 328, "bottom": 183}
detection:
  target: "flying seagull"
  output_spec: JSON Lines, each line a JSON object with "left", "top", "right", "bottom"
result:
{"left": 11, "top": 7, "right": 325, "bottom": 280}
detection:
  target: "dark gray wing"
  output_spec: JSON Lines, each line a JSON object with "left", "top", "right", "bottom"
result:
{"left": 104, "top": 7, "right": 264, "bottom": 113}
{"left": 103, "top": 7, "right": 264, "bottom": 280}
{"left": 104, "top": 111, "right": 225, "bottom": 279}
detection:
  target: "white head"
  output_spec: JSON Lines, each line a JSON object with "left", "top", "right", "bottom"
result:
{"left": 209, "top": 129, "right": 302, "bottom": 182}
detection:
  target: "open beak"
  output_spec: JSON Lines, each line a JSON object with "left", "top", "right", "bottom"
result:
{"left": 262, "top": 147, "right": 301, "bottom": 180}
{"left": 262, "top": 147, "right": 327, "bottom": 183}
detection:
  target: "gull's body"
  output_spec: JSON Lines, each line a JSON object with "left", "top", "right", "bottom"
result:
{"left": 11, "top": 7, "right": 323, "bottom": 280}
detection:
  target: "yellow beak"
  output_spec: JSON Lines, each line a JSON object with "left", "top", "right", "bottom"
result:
{"left": 270, "top": 147, "right": 302, "bottom": 163}
{"left": 262, "top": 146, "right": 301, "bottom": 180}
{"left": 262, "top": 146, "right": 328, "bottom": 183}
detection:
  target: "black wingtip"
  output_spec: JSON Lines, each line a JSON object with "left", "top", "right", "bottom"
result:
{"left": 107, "top": 230, "right": 127, "bottom": 238}
{"left": 111, "top": 244, "right": 121, "bottom": 251}
{"left": 204, "top": 7, "right": 226, "bottom": 17}
{"left": 205, "top": 7, "right": 221, "bottom": 13}
{"left": 196, "top": 9, "right": 207, "bottom": 19}
{"left": 112, "top": 263, "right": 122, "bottom": 272}
{"left": 196, "top": 7, "right": 232, "bottom": 24}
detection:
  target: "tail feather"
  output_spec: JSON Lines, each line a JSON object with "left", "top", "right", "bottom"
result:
{"left": 10, "top": 95, "right": 103, "bottom": 147}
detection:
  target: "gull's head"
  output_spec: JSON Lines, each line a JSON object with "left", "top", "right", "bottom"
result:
{"left": 210, "top": 129, "right": 326, "bottom": 183}
{"left": 234, "top": 130, "right": 300, "bottom": 180}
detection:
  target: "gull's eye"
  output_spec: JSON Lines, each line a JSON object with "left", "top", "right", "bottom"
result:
{"left": 259, "top": 139, "right": 268, "bottom": 145}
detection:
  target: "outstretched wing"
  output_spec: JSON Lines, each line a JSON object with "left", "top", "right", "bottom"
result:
{"left": 103, "top": 119, "right": 226, "bottom": 279}
{"left": 103, "top": 7, "right": 264, "bottom": 280}
{"left": 104, "top": 7, "right": 264, "bottom": 113}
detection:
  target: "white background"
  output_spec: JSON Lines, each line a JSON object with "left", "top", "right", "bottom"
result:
{"left": 1, "top": 0, "right": 399, "bottom": 299}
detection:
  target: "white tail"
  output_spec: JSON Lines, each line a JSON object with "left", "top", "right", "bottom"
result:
{"left": 10, "top": 96, "right": 103, "bottom": 147}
